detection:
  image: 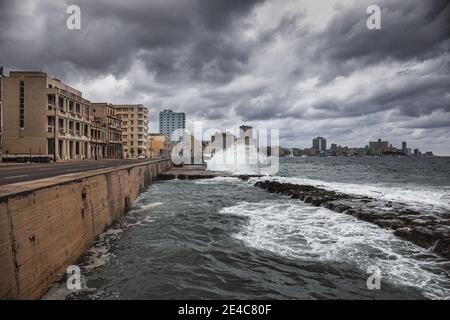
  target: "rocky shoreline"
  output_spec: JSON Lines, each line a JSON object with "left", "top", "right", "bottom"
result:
{"left": 249, "top": 179, "right": 450, "bottom": 259}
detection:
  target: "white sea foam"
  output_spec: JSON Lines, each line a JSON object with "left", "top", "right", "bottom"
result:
{"left": 220, "top": 200, "right": 450, "bottom": 299}
{"left": 249, "top": 176, "right": 450, "bottom": 213}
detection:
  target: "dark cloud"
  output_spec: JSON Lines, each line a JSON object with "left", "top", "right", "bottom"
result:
{"left": 0, "top": 0, "right": 449, "bottom": 154}
{"left": 316, "top": 0, "right": 450, "bottom": 66}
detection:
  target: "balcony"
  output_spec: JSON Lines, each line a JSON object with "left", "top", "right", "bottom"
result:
{"left": 46, "top": 88, "right": 58, "bottom": 95}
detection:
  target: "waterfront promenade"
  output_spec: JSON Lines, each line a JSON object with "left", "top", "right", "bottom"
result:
{"left": 0, "top": 159, "right": 161, "bottom": 186}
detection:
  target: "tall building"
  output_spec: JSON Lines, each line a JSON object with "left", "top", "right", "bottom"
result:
{"left": 312, "top": 137, "right": 327, "bottom": 152}
{"left": 1, "top": 71, "right": 91, "bottom": 161}
{"left": 91, "top": 103, "right": 122, "bottom": 159}
{"left": 159, "top": 109, "right": 185, "bottom": 142}
{"left": 114, "top": 104, "right": 149, "bottom": 158}
{"left": 369, "top": 138, "right": 389, "bottom": 155}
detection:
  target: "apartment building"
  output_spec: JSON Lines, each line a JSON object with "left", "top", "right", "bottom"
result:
{"left": 91, "top": 103, "right": 122, "bottom": 159}
{"left": 1, "top": 71, "right": 91, "bottom": 161}
{"left": 312, "top": 137, "right": 327, "bottom": 152}
{"left": 114, "top": 104, "right": 149, "bottom": 158}
{"left": 159, "top": 109, "right": 185, "bottom": 142}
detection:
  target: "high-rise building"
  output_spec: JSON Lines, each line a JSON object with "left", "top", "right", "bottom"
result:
{"left": 402, "top": 141, "right": 407, "bottom": 151}
{"left": 159, "top": 109, "right": 185, "bottom": 142}
{"left": 114, "top": 104, "right": 149, "bottom": 158}
{"left": 1, "top": 71, "right": 91, "bottom": 161}
{"left": 91, "top": 103, "right": 122, "bottom": 159}
{"left": 330, "top": 143, "right": 338, "bottom": 153}
{"left": 312, "top": 137, "right": 327, "bottom": 152}
{"left": 369, "top": 138, "right": 389, "bottom": 155}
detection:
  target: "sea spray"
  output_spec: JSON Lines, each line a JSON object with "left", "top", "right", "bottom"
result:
{"left": 206, "top": 143, "right": 276, "bottom": 175}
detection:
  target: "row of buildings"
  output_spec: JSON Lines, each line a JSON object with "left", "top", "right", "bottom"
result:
{"left": 0, "top": 70, "right": 170, "bottom": 162}
{"left": 289, "top": 137, "right": 434, "bottom": 157}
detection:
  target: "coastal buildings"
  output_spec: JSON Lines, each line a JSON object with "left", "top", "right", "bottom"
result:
{"left": 91, "top": 103, "right": 122, "bottom": 159}
{"left": 90, "top": 115, "right": 107, "bottom": 159}
{"left": 237, "top": 125, "right": 256, "bottom": 146}
{"left": 368, "top": 138, "right": 389, "bottom": 155}
{"left": 147, "top": 133, "right": 169, "bottom": 158}
{"left": 288, "top": 136, "right": 434, "bottom": 157}
{"left": 159, "top": 109, "right": 185, "bottom": 142}
{"left": 312, "top": 137, "right": 327, "bottom": 152}
{"left": 1, "top": 71, "right": 92, "bottom": 161}
{"left": 114, "top": 104, "right": 149, "bottom": 158}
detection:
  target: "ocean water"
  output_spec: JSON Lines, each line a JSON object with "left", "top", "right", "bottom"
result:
{"left": 44, "top": 157, "right": 450, "bottom": 300}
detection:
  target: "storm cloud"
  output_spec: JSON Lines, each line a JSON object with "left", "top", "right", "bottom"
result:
{"left": 0, "top": 0, "right": 449, "bottom": 154}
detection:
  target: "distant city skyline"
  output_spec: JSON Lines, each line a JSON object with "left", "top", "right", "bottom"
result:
{"left": 0, "top": 0, "right": 448, "bottom": 155}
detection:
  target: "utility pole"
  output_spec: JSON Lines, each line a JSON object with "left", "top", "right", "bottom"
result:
{"left": 0, "top": 65, "right": 4, "bottom": 163}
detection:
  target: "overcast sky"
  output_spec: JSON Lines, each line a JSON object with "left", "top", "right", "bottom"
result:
{"left": 1, "top": 0, "right": 449, "bottom": 154}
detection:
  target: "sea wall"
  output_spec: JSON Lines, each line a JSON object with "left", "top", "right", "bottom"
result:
{"left": 0, "top": 159, "right": 172, "bottom": 300}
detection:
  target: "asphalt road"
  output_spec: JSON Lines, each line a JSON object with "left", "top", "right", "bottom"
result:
{"left": 0, "top": 159, "right": 162, "bottom": 186}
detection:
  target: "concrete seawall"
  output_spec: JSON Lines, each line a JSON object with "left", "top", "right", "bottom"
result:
{"left": 0, "top": 159, "right": 172, "bottom": 299}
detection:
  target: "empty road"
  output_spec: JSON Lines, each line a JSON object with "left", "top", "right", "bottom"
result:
{"left": 0, "top": 159, "right": 163, "bottom": 186}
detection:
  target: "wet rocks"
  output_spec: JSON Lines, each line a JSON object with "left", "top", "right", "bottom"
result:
{"left": 252, "top": 180, "right": 450, "bottom": 260}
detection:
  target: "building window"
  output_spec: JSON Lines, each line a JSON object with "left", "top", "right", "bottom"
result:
{"left": 47, "top": 139, "right": 55, "bottom": 155}
{"left": 58, "top": 97, "right": 64, "bottom": 110}
{"left": 19, "top": 80, "right": 25, "bottom": 128}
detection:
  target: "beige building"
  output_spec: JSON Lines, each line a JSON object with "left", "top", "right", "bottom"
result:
{"left": 90, "top": 115, "right": 107, "bottom": 160}
{"left": 147, "top": 133, "right": 169, "bottom": 158}
{"left": 91, "top": 103, "right": 122, "bottom": 159}
{"left": 114, "top": 104, "right": 149, "bottom": 158}
{"left": 2, "top": 71, "right": 91, "bottom": 161}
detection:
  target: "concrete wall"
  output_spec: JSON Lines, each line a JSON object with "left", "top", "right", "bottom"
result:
{"left": 0, "top": 159, "right": 172, "bottom": 299}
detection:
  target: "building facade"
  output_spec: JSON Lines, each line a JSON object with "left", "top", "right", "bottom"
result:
{"left": 369, "top": 138, "right": 389, "bottom": 155}
{"left": 91, "top": 103, "right": 122, "bottom": 159}
{"left": 114, "top": 104, "right": 149, "bottom": 158}
{"left": 147, "top": 133, "right": 169, "bottom": 158}
{"left": 90, "top": 115, "right": 107, "bottom": 160}
{"left": 2, "top": 71, "right": 91, "bottom": 161}
{"left": 312, "top": 137, "right": 327, "bottom": 152}
{"left": 159, "top": 109, "right": 185, "bottom": 142}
